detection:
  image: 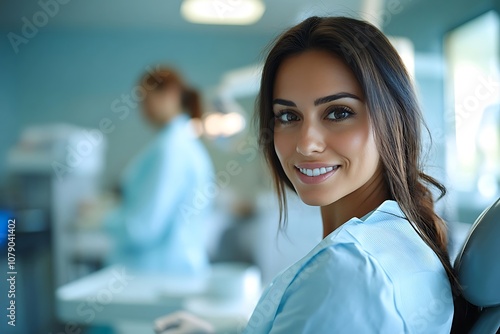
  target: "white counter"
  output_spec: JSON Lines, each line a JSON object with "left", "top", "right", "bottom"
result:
{"left": 56, "top": 264, "right": 261, "bottom": 334}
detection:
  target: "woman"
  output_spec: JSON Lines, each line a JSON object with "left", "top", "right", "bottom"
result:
{"left": 155, "top": 17, "right": 457, "bottom": 333}
{"left": 105, "top": 67, "right": 214, "bottom": 276}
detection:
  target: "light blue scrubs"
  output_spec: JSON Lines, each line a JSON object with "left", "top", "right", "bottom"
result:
{"left": 244, "top": 200, "right": 453, "bottom": 333}
{"left": 105, "top": 114, "right": 214, "bottom": 276}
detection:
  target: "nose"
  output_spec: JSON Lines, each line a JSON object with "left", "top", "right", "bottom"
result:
{"left": 296, "top": 120, "right": 326, "bottom": 156}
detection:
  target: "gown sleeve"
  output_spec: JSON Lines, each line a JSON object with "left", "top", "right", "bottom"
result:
{"left": 269, "top": 242, "right": 407, "bottom": 333}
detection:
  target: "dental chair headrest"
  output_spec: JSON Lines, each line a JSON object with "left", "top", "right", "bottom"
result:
{"left": 455, "top": 197, "right": 500, "bottom": 307}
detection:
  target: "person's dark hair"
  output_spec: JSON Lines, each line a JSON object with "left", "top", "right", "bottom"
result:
{"left": 141, "top": 67, "right": 202, "bottom": 119}
{"left": 257, "top": 15, "right": 462, "bottom": 308}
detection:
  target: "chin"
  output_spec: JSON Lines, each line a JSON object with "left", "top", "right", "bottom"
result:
{"left": 296, "top": 190, "right": 336, "bottom": 207}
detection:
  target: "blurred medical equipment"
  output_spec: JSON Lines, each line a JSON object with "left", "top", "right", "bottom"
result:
{"left": 202, "top": 64, "right": 261, "bottom": 141}
{"left": 7, "top": 123, "right": 107, "bottom": 286}
{"left": 213, "top": 64, "right": 262, "bottom": 100}
{"left": 454, "top": 197, "right": 500, "bottom": 333}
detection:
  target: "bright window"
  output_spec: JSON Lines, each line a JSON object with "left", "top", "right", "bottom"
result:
{"left": 445, "top": 11, "right": 500, "bottom": 203}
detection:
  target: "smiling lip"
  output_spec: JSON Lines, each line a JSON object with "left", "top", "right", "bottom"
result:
{"left": 294, "top": 163, "right": 340, "bottom": 184}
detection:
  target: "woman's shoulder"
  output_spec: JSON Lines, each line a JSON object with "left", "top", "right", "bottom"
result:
{"left": 247, "top": 200, "right": 453, "bottom": 333}
{"left": 275, "top": 201, "right": 453, "bottom": 332}
{"left": 280, "top": 234, "right": 453, "bottom": 333}
{"left": 322, "top": 200, "right": 445, "bottom": 279}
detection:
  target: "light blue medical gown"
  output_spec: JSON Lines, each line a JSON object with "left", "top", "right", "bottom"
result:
{"left": 244, "top": 200, "right": 453, "bottom": 333}
{"left": 105, "top": 114, "right": 214, "bottom": 276}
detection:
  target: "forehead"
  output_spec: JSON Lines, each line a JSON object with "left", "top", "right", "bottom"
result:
{"left": 273, "top": 50, "right": 363, "bottom": 101}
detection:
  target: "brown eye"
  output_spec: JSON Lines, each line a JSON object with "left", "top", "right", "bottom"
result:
{"left": 275, "top": 111, "right": 300, "bottom": 124}
{"left": 325, "top": 106, "right": 354, "bottom": 121}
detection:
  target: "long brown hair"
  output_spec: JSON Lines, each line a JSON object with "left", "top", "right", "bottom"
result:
{"left": 257, "top": 16, "right": 461, "bottom": 299}
{"left": 141, "top": 67, "right": 202, "bottom": 119}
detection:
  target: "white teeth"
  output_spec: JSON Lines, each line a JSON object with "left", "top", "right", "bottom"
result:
{"left": 298, "top": 166, "right": 338, "bottom": 176}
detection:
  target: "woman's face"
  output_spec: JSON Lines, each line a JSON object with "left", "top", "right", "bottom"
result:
{"left": 143, "top": 84, "right": 182, "bottom": 125}
{"left": 273, "top": 50, "right": 381, "bottom": 206}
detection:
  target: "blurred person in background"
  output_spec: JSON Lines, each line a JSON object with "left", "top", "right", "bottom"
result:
{"left": 104, "top": 67, "right": 214, "bottom": 276}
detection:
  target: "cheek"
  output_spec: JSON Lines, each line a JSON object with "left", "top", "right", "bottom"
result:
{"left": 148, "top": 96, "right": 164, "bottom": 112}
{"left": 143, "top": 99, "right": 157, "bottom": 116}
{"left": 328, "top": 122, "right": 379, "bottom": 169}
{"left": 168, "top": 93, "right": 182, "bottom": 108}
{"left": 152, "top": 90, "right": 181, "bottom": 112}
{"left": 274, "top": 131, "right": 294, "bottom": 165}
{"left": 159, "top": 95, "right": 175, "bottom": 109}
{"left": 167, "top": 88, "right": 183, "bottom": 107}
{"left": 273, "top": 131, "right": 300, "bottom": 183}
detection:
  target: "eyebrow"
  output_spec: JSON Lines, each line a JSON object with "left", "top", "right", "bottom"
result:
{"left": 272, "top": 92, "right": 361, "bottom": 107}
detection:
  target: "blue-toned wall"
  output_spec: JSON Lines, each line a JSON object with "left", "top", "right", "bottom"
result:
{"left": 2, "top": 28, "right": 273, "bottom": 188}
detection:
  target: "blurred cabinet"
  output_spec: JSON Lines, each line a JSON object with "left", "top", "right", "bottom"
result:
{"left": 7, "top": 124, "right": 107, "bottom": 286}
